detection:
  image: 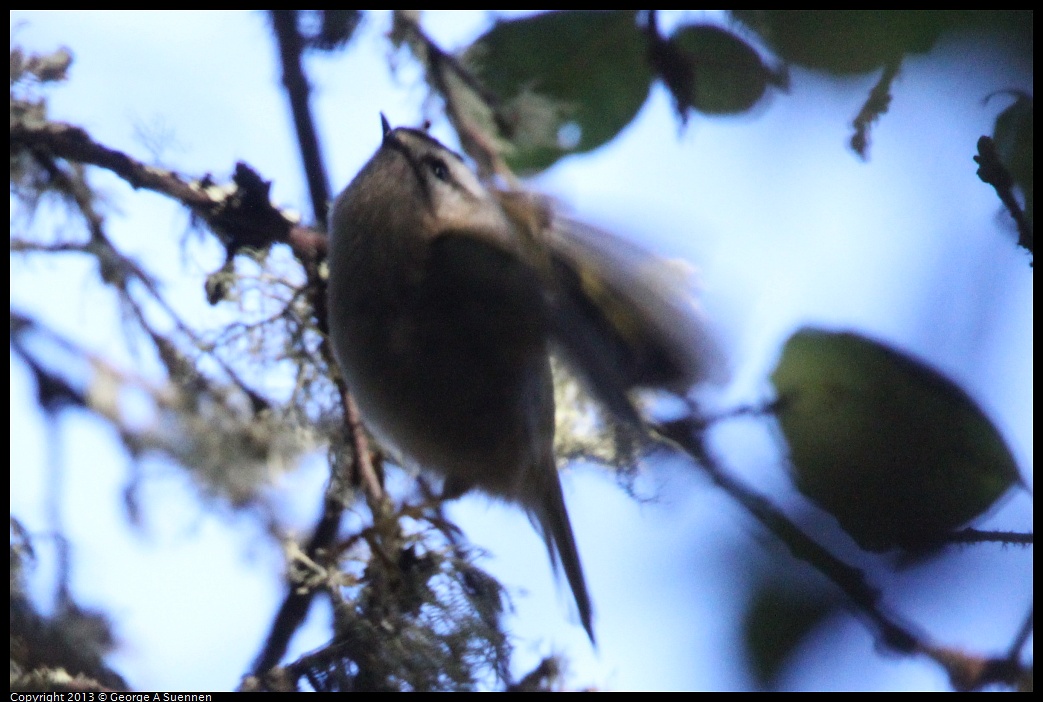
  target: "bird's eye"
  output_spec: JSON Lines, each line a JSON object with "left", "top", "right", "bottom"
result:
{"left": 428, "top": 157, "right": 450, "bottom": 182}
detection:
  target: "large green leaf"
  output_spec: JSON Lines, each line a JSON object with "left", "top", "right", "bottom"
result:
{"left": 734, "top": 11, "right": 1032, "bottom": 76}
{"left": 665, "top": 24, "right": 776, "bottom": 116}
{"left": 734, "top": 11, "right": 949, "bottom": 75}
{"left": 466, "top": 10, "right": 653, "bottom": 173}
{"left": 771, "top": 328, "right": 1019, "bottom": 552}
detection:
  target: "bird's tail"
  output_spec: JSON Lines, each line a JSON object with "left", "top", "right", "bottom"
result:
{"left": 532, "top": 471, "right": 594, "bottom": 643}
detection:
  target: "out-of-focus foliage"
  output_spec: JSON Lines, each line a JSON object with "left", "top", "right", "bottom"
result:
{"left": 465, "top": 10, "right": 653, "bottom": 173}
{"left": 771, "top": 328, "right": 1020, "bottom": 552}
{"left": 992, "top": 93, "right": 1034, "bottom": 228}
{"left": 732, "top": 10, "right": 1030, "bottom": 75}
{"left": 462, "top": 10, "right": 1030, "bottom": 172}
{"left": 658, "top": 23, "right": 780, "bottom": 117}
{"left": 743, "top": 580, "right": 837, "bottom": 689}
{"left": 10, "top": 521, "right": 128, "bottom": 692}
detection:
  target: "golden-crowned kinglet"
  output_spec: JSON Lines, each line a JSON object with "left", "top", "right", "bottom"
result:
{"left": 327, "top": 116, "right": 725, "bottom": 641}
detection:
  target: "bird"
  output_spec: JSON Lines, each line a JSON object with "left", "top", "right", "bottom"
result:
{"left": 326, "top": 115, "right": 724, "bottom": 642}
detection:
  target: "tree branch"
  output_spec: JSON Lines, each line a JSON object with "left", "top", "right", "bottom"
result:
{"left": 10, "top": 118, "right": 327, "bottom": 265}
{"left": 655, "top": 416, "right": 1033, "bottom": 690}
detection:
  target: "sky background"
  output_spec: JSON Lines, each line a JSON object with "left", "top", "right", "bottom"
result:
{"left": 10, "top": 10, "right": 1033, "bottom": 691}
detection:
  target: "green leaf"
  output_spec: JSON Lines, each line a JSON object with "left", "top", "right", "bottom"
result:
{"left": 466, "top": 10, "right": 653, "bottom": 173}
{"left": 744, "top": 584, "right": 835, "bottom": 689}
{"left": 663, "top": 24, "right": 777, "bottom": 116}
{"left": 733, "top": 11, "right": 951, "bottom": 75}
{"left": 770, "top": 328, "right": 1019, "bottom": 552}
